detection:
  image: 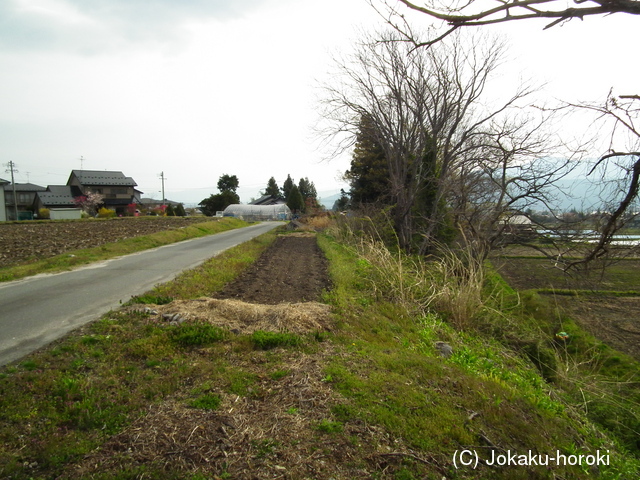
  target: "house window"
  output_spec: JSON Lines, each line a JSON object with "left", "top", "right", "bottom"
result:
{"left": 110, "top": 188, "right": 128, "bottom": 195}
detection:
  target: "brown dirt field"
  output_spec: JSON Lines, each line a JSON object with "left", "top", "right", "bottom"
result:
{"left": 62, "top": 234, "right": 438, "bottom": 479}
{"left": 494, "top": 256, "right": 640, "bottom": 361}
{"left": 214, "top": 232, "right": 332, "bottom": 304}
{"left": 0, "top": 217, "right": 211, "bottom": 268}
{"left": 552, "top": 296, "right": 640, "bottom": 360}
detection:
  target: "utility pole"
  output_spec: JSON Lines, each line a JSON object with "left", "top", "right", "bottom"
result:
{"left": 5, "top": 161, "right": 18, "bottom": 220}
{"left": 159, "top": 171, "right": 166, "bottom": 209}
{"left": 80, "top": 156, "right": 85, "bottom": 170}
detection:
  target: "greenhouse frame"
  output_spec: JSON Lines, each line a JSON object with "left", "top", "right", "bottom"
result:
{"left": 222, "top": 203, "right": 291, "bottom": 221}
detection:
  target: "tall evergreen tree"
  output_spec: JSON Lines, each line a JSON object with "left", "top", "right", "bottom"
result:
{"left": 298, "top": 177, "right": 320, "bottom": 213}
{"left": 200, "top": 174, "right": 240, "bottom": 216}
{"left": 264, "top": 177, "right": 280, "bottom": 197}
{"left": 344, "top": 115, "right": 390, "bottom": 206}
{"left": 286, "top": 184, "right": 305, "bottom": 214}
{"left": 332, "top": 189, "right": 350, "bottom": 211}
{"left": 282, "top": 174, "right": 295, "bottom": 200}
{"left": 297, "top": 177, "right": 317, "bottom": 200}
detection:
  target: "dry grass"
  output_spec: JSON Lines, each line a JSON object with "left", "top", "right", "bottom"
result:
{"left": 427, "top": 244, "right": 486, "bottom": 330}
{"left": 140, "top": 298, "right": 334, "bottom": 335}
{"left": 328, "top": 219, "right": 486, "bottom": 328}
{"left": 64, "top": 343, "right": 418, "bottom": 479}
{"left": 299, "top": 215, "right": 333, "bottom": 231}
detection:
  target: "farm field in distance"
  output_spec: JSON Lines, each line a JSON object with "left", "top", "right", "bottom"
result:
{"left": 493, "top": 248, "right": 640, "bottom": 361}
{"left": 0, "top": 217, "right": 212, "bottom": 268}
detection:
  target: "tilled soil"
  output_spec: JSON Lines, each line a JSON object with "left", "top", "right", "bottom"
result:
{"left": 215, "top": 233, "right": 332, "bottom": 304}
{"left": 0, "top": 217, "right": 210, "bottom": 268}
{"left": 553, "top": 296, "right": 640, "bottom": 361}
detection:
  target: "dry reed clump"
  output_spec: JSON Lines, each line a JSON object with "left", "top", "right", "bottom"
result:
{"left": 303, "top": 215, "right": 333, "bottom": 230}
{"left": 328, "top": 218, "right": 487, "bottom": 329}
{"left": 427, "top": 246, "right": 486, "bottom": 330}
{"left": 356, "top": 236, "right": 434, "bottom": 314}
{"left": 154, "top": 298, "right": 334, "bottom": 334}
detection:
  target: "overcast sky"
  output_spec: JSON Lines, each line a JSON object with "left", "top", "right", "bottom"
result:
{"left": 1, "top": 0, "right": 638, "bottom": 205}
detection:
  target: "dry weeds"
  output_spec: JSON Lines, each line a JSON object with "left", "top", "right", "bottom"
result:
{"left": 150, "top": 298, "right": 334, "bottom": 335}
{"left": 66, "top": 343, "right": 424, "bottom": 479}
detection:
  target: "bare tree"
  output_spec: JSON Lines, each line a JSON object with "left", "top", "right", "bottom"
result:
{"left": 557, "top": 91, "right": 640, "bottom": 269}
{"left": 367, "top": 2, "right": 640, "bottom": 269}
{"left": 393, "top": 0, "right": 640, "bottom": 44}
{"left": 319, "top": 29, "right": 440, "bottom": 250}
{"left": 318, "top": 28, "right": 553, "bottom": 253}
{"left": 447, "top": 110, "right": 574, "bottom": 259}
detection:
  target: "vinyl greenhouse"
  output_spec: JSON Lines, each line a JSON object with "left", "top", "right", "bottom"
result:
{"left": 223, "top": 204, "right": 291, "bottom": 222}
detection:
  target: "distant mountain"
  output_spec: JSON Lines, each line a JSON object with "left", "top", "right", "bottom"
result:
{"left": 318, "top": 192, "right": 342, "bottom": 210}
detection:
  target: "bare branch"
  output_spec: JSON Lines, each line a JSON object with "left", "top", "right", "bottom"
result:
{"left": 397, "top": 0, "right": 640, "bottom": 28}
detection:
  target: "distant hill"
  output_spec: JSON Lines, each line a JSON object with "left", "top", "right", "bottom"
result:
{"left": 318, "top": 192, "right": 342, "bottom": 210}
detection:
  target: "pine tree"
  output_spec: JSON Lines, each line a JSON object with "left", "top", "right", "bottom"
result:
{"left": 264, "top": 177, "right": 280, "bottom": 197}
{"left": 298, "top": 177, "right": 320, "bottom": 214}
{"left": 282, "top": 174, "right": 294, "bottom": 200}
{"left": 344, "top": 115, "right": 390, "bottom": 205}
{"left": 286, "top": 184, "right": 305, "bottom": 214}
{"left": 332, "top": 189, "right": 350, "bottom": 211}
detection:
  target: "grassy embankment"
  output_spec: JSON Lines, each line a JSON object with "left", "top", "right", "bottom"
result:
{"left": 0, "top": 221, "right": 638, "bottom": 479}
{"left": 0, "top": 217, "right": 248, "bottom": 282}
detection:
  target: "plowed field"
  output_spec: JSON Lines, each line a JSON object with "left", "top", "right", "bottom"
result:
{"left": 0, "top": 217, "right": 210, "bottom": 268}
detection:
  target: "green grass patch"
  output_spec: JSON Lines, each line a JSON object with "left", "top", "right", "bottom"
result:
{"left": 188, "top": 393, "right": 222, "bottom": 410}
{"left": 269, "top": 369, "right": 290, "bottom": 380}
{"left": 129, "top": 294, "right": 174, "bottom": 305}
{"left": 314, "top": 419, "right": 343, "bottom": 434}
{"left": 250, "top": 330, "right": 302, "bottom": 350}
{"left": 169, "top": 321, "right": 227, "bottom": 347}
{"left": 317, "top": 229, "right": 640, "bottom": 478}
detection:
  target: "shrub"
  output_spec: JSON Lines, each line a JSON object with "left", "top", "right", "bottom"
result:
{"left": 38, "top": 208, "right": 50, "bottom": 219}
{"left": 170, "top": 321, "right": 226, "bottom": 347}
{"left": 189, "top": 393, "right": 221, "bottom": 410}
{"left": 251, "top": 330, "right": 302, "bottom": 350}
{"left": 97, "top": 207, "right": 116, "bottom": 218}
{"left": 129, "top": 294, "right": 174, "bottom": 305}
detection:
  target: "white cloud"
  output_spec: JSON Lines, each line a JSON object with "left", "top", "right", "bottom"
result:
{"left": 0, "top": 0, "right": 275, "bottom": 53}
{"left": 1, "top": 1, "right": 638, "bottom": 207}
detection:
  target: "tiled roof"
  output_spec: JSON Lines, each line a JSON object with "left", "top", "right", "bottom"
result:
{"left": 249, "top": 195, "right": 286, "bottom": 205}
{"left": 3, "top": 183, "right": 47, "bottom": 192}
{"left": 36, "top": 186, "right": 82, "bottom": 206}
{"left": 70, "top": 170, "right": 137, "bottom": 186}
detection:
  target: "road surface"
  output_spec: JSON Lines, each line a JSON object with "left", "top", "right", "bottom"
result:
{"left": 0, "top": 221, "right": 282, "bottom": 366}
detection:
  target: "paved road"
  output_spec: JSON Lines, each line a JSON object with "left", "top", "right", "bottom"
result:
{"left": 0, "top": 221, "right": 282, "bottom": 366}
